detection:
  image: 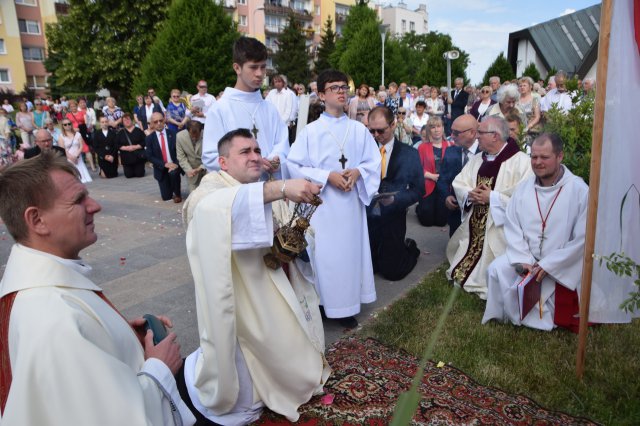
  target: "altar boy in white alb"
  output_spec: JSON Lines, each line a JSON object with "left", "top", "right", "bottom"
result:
{"left": 202, "top": 37, "right": 289, "bottom": 178}
{"left": 287, "top": 70, "right": 381, "bottom": 328}
{"left": 482, "top": 133, "right": 588, "bottom": 332}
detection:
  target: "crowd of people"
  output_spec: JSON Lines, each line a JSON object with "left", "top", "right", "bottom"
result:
{"left": 0, "top": 35, "right": 595, "bottom": 425}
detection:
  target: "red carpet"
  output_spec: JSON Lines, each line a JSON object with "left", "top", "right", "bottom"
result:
{"left": 253, "top": 337, "right": 598, "bottom": 425}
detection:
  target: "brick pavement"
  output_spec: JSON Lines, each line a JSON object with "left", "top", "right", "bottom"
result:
{"left": 0, "top": 167, "right": 448, "bottom": 354}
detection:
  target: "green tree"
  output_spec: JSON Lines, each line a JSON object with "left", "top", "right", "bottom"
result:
{"left": 46, "top": 0, "right": 171, "bottom": 103}
{"left": 314, "top": 16, "right": 336, "bottom": 75}
{"left": 338, "top": 20, "right": 383, "bottom": 86}
{"left": 132, "top": 0, "right": 239, "bottom": 103}
{"left": 330, "top": 0, "right": 379, "bottom": 68}
{"left": 521, "top": 62, "right": 541, "bottom": 82}
{"left": 387, "top": 31, "right": 469, "bottom": 87}
{"left": 273, "top": 14, "right": 310, "bottom": 85}
{"left": 482, "top": 52, "right": 515, "bottom": 86}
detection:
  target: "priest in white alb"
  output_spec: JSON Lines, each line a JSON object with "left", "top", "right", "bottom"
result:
{"left": 181, "top": 129, "right": 330, "bottom": 425}
{"left": 202, "top": 37, "right": 289, "bottom": 179}
{"left": 287, "top": 69, "right": 381, "bottom": 329}
{"left": 482, "top": 133, "right": 588, "bottom": 331}
{"left": 446, "top": 116, "right": 532, "bottom": 299}
{"left": 0, "top": 152, "right": 195, "bottom": 426}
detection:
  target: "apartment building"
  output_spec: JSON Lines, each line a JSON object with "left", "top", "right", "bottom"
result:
{"left": 0, "top": 0, "right": 68, "bottom": 96}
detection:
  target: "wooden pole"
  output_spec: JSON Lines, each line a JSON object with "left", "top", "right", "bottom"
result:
{"left": 576, "top": 0, "right": 613, "bottom": 379}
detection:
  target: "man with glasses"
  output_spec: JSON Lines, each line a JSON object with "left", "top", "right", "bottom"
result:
{"left": 147, "top": 87, "right": 165, "bottom": 110}
{"left": 366, "top": 106, "right": 424, "bottom": 281}
{"left": 288, "top": 69, "right": 381, "bottom": 329}
{"left": 145, "top": 112, "right": 183, "bottom": 203}
{"left": 394, "top": 107, "right": 413, "bottom": 145}
{"left": 446, "top": 116, "right": 531, "bottom": 299}
{"left": 189, "top": 80, "right": 216, "bottom": 125}
{"left": 23, "top": 128, "right": 66, "bottom": 159}
{"left": 202, "top": 38, "right": 288, "bottom": 178}
{"left": 441, "top": 115, "right": 480, "bottom": 236}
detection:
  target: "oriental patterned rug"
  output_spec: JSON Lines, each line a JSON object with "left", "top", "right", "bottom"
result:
{"left": 252, "top": 337, "right": 598, "bottom": 426}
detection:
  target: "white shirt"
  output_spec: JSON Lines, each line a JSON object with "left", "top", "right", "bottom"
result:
{"left": 156, "top": 129, "right": 174, "bottom": 163}
{"left": 190, "top": 92, "right": 217, "bottom": 124}
{"left": 266, "top": 88, "right": 297, "bottom": 125}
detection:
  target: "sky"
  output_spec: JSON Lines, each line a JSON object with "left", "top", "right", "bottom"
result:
{"left": 396, "top": 0, "right": 601, "bottom": 84}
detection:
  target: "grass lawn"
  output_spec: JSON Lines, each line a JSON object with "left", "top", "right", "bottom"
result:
{"left": 360, "top": 264, "right": 640, "bottom": 425}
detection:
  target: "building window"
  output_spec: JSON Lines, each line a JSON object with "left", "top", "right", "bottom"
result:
{"left": 0, "top": 69, "right": 11, "bottom": 83}
{"left": 410, "top": 21, "right": 415, "bottom": 31}
{"left": 27, "top": 75, "right": 47, "bottom": 89}
{"left": 18, "top": 19, "right": 41, "bottom": 35}
{"left": 239, "top": 15, "right": 247, "bottom": 27}
{"left": 0, "top": 39, "right": 6, "bottom": 54}
{"left": 315, "top": 6, "right": 320, "bottom": 16}
{"left": 16, "top": 0, "right": 38, "bottom": 6}
{"left": 22, "top": 46, "right": 45, "bottom": 61}
{"left": 401, "top": 20, "right": 406, "bottom": 33}
{"left": 238, "top": 0, "right": 246, "bottom": 4}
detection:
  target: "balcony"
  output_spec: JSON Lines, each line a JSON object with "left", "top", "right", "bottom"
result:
{"left": 265, "top": 25, "right": 286, "bottom": 35}
{"left": 293, "top": 8, "right": 313, "bottom": 21}
{"left": 222, "top": 0, "right": 236, "bottom": 10}
{"left": 264, "top": 3, "right": 290, "bottom": 16}
{"left": 54, "top": 2, "right": 70, "bottom": 15}
{"left": 302, "top": 27, "right": 314, "bottom": 39}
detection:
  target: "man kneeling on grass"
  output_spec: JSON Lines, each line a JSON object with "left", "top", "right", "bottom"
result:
{"left": 482, "top": 133, "right": 589, "bottom": 332}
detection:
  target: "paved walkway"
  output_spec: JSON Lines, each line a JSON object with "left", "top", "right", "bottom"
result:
{"left": 0, "top": 169, "right": 449, "bottom": 353}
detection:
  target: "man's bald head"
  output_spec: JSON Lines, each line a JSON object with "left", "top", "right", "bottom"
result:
{"left": 34, "top": 129, "right": 53, "bottom": 150}
{"left": 451, "top": 115, "right": 478, "bottom": 149}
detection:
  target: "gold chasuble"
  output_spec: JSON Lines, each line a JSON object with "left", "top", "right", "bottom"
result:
{"left": 447, "top": 140, "right": 531, "bottom": 299}
{"left": 184, "top": 172, "right": 329, "bottom": 421}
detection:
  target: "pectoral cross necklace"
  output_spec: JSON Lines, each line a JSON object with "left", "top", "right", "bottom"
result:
{"left": 535, "top": 186, "right": 563, "bottom": 256}
{"left": 325, "top": 120, "right": 351, "bottom": 169}
{"left": 237, "top": 102, "right": 261, "bottom": 139}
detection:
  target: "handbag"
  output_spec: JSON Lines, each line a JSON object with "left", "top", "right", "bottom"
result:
{"left": 120, "top": 129, "right": 146, "bottom": 165}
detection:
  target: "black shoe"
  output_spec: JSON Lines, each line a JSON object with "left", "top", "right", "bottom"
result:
{"left": 337, "top": 316, "right": 358, "bottom": 329}
{"left": 319, "top": 305, "right": 327, "bottom": 320}
{"left": 405, "top": 238, "right": 420, "bottom": 257}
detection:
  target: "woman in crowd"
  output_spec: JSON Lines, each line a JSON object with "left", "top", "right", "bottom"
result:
{"left": 486, "top": 84, "right": 527, "bottom": 126}
{"left": 133, "top": 95, "right": 144, "bottom": 128}
{"left": 348, "top": 84, "right": 376, "bottom": 124}
{"left": 425, "top": 86, "right": 445, "bottom": 119}
{"left": 398, "top": 85, "right": 412, "bottom": 112}
{"left": 32, "top": 100, "right": 49, "bottom": 132}
{"left": 2, "top": 99, "right": 14, "bottom": 114}
{"left": 384, "top": 82, "right": 400, "bottom": 115}
{"left": 117, "top": 113, "right": 147, "bottom": 178}
{"left": 0, "top": 108, "right": 14, "bottom": 169}
{"left": 66, "top": 99, "right": 96, "bottom": 172}
{"left": 79, "top": 98, "right": 98, "bottom": 171}
{"left": 60, "top": 118, "right": 92, "bottom": 183}
{"left": 16, "top": 102, "right": 34, "bottom": 149}
{"left": 102, "top": 97, "right": 124, "bottom": 130}
{"left": 469, "top": 85, "right": 496, "bottom": 121}
{"left": 394, "top": 107, "right": 413, "bottom": 145}
{"left": 410, "top": 100, "right": 429, "bottom": 144}
{"left": 166, "top": 89, "right": 188, "bottom": 133}
{"left": 415, "top": 116, "right": 452, "bottom": 227}
{"left": 517, "top": 76, "right": 541, "bottom": 138}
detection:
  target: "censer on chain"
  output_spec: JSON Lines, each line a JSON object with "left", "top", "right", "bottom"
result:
{"left": 264, "top": 195, "right": 323, "bottom": 269}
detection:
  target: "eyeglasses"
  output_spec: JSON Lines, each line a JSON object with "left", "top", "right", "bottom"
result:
{"left": 198, "top": 85, "right": 207, "bottom": 88}
{"left": 62, "top": 123, "right": 72, "bottom": 126}
{"left": 477, "top": 130, "right": 496, "bottom": 135}
{"left": 397, "top": 111, "right": 406, "bottom": 115}
{"left": 451, "top": 128, "right": 472, "bottom": 137}
{"left": 152, "top": 119, "right": 164, "bottom": 123}
{"left": 481, "top": 90, "right": 491, "bottom": 94}
{"left": 369, "top": 125, "right": 390, "bottom": 135}
{"left": 324, "top": 85, "right": 349, "bottom": 93}
{"left": 37, "top": 138, "right": 53, "bottom": 143}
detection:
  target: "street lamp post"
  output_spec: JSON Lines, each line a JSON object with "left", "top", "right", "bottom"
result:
{"left": 443, "top": 50, "right": 460, "bottom": 103}
{"left": 379, "top": 24, "right": 389, "bottom": 88}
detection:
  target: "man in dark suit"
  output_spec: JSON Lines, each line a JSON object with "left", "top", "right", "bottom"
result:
{"left": 440, "top": 114, "right": 479, "bottom": 236}
{"left": 366, "top": 106, "right": 425, "bottom": 281}
{"left": 23, "top": 129, "right": 66, "bottom": 159}
{"left": 145, "top": 112, "right": 183, "bottom": 203}
{"left": 448, "top": 78, "right": 469, "bottom": 129}
{"left": 137, "top": 95, "right": 163, "bottom": 131}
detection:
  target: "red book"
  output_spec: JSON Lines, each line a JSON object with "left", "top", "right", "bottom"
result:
{"left": 517, "top": 273, "right": 542, "bottom": 321}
